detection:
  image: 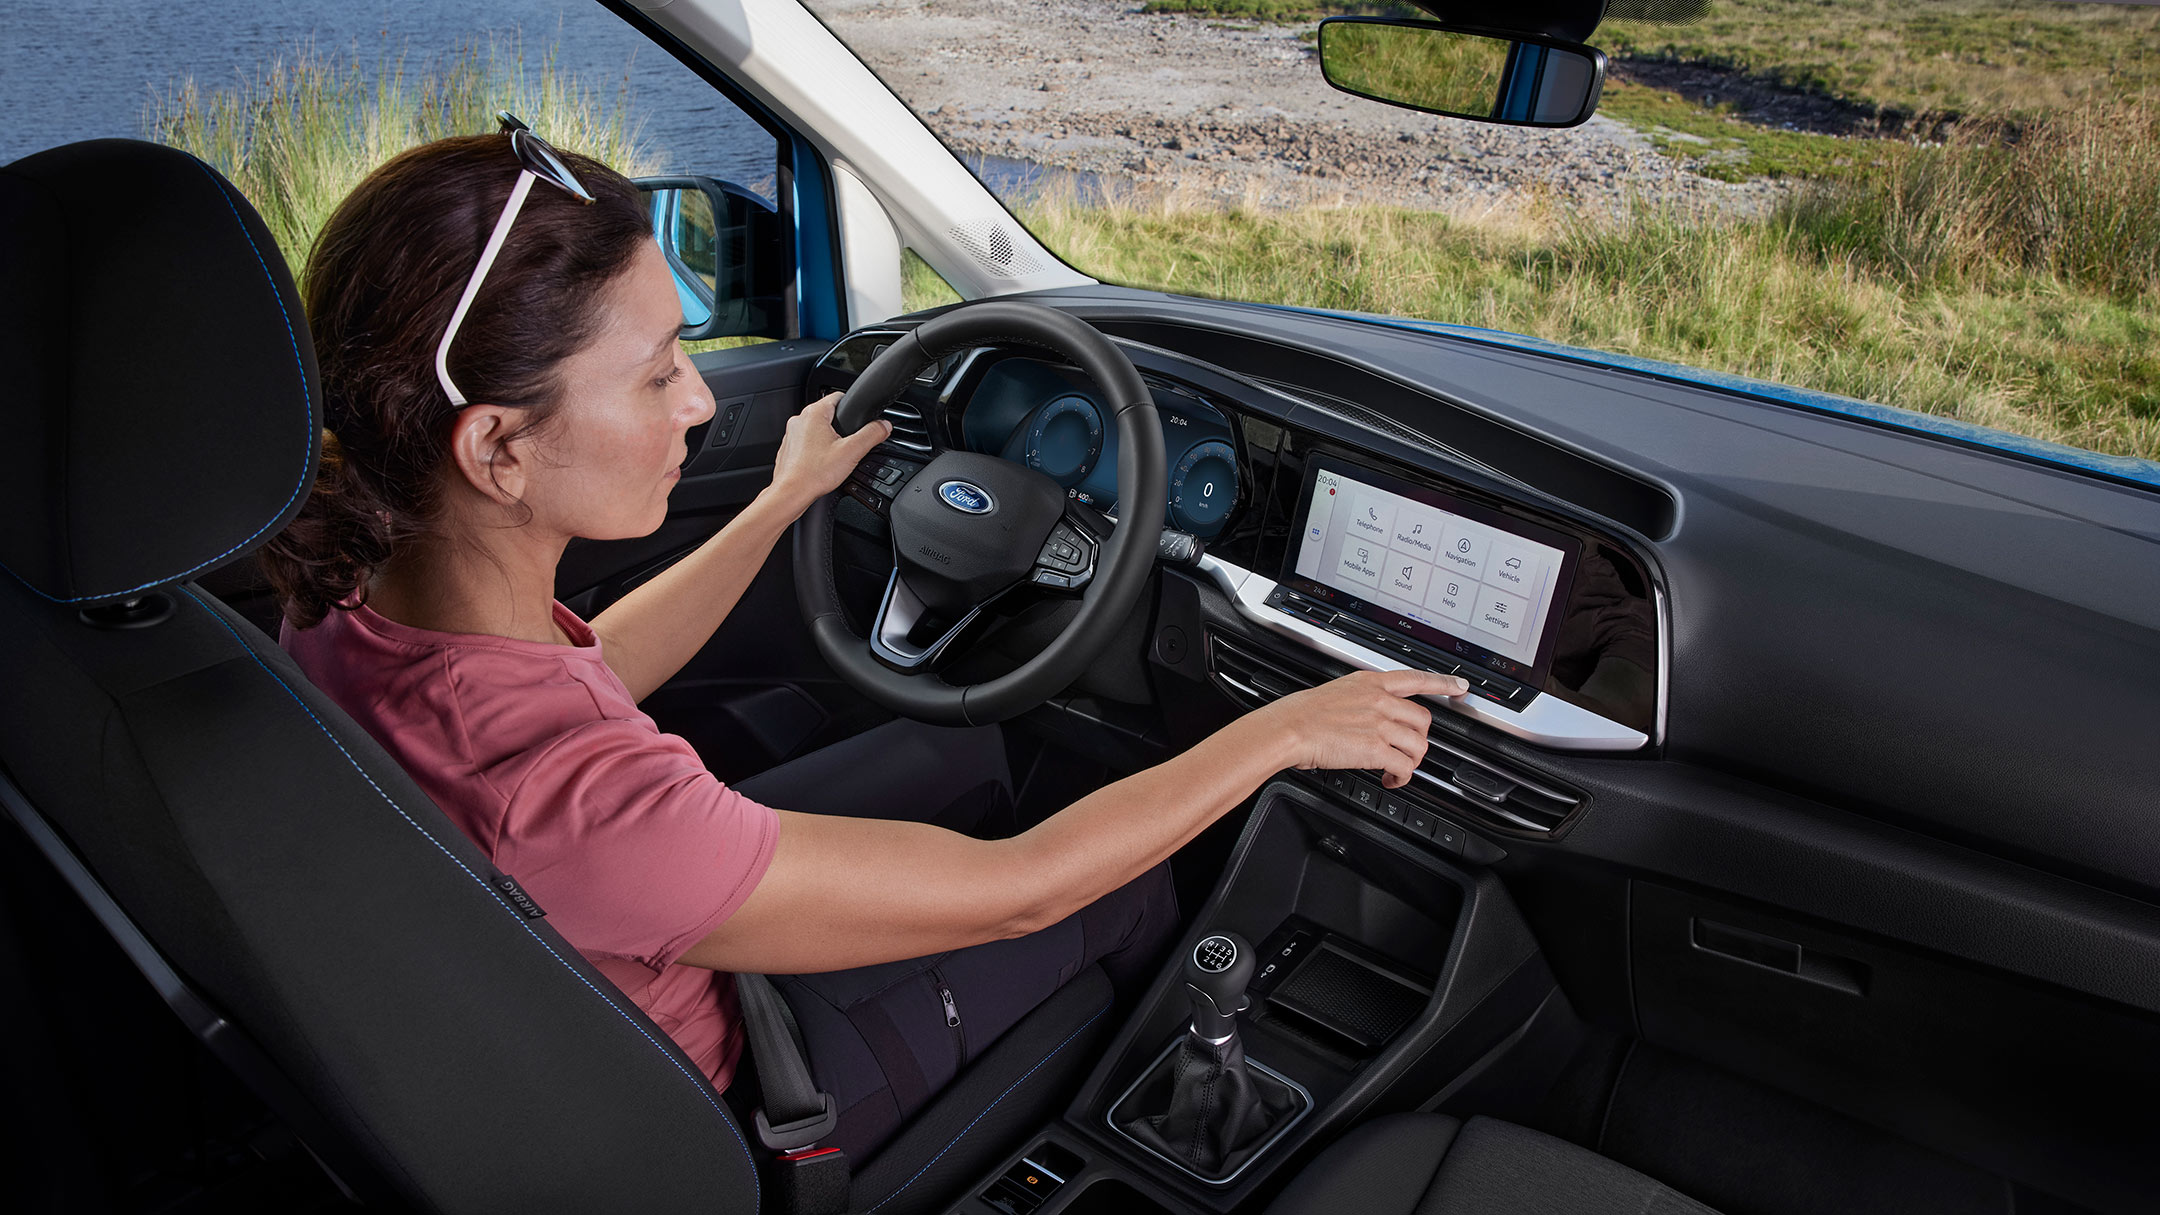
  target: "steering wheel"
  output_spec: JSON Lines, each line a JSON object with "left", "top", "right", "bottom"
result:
{"left": 793, "top": 301, "right": 1168, "bottom": 726}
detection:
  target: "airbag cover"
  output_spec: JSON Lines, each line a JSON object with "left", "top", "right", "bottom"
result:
{"left": 889, "top": 450, "right": 1066, "bottom": 615}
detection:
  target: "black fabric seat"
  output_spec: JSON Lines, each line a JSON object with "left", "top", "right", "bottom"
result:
{"left": 1267, "top": 1114, "right": 1723, "bottom": 1215}
{"left": 0, "top": 137, "right": 1109, "bottom": 1214}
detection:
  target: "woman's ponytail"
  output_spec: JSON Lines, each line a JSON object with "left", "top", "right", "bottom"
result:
{"left": 260, "top": 428, "right": 401, "bottom": 629}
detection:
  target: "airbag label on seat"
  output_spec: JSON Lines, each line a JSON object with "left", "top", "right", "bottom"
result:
{"left": 491, "top": 872, "right": 547, "bottom": 920}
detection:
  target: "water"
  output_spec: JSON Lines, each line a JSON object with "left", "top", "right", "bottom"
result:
{"left": 0, "top": 0, "right": 775, "bottom": 188}
{"left": 963, "top": 154, "right": 1107, "bottom": 204}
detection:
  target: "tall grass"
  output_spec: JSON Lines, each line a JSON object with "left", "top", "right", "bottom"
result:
{"left": 1021, "top": 100, "right": 2160, "bottom": 460}
{"left": 1789, "top": 99, "right": 2160, "bottom": 301}
{"left": 147, "top": 42, "right": 664, "bottom": 277}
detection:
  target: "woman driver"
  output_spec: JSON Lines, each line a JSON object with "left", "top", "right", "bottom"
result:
{"left": 263, "top": 128, "right": 1462, "bottom": 1163}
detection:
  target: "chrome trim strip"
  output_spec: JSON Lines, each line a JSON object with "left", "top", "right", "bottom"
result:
{"left": 1193, "top": 554, "right": 1649, "bottom": 752}
{"left": 868, "top": 570, "right": 984, "bottom": 670}
{"left": 1104, "top": 1038, "right": 1315, "bottom": 1187}
{"left": 1654, "top": 582, "right": 1671, "bottom": 748}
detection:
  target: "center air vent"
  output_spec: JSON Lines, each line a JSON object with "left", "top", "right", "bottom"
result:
{"left": 1410, "top": 735, "right": 1583, "bottom": 835}
{"left": 1207, "top": 630, "right": 1584, "bottom": 837}
{"left": 1207, "top": 631, "right": 1322, "bottom": 709}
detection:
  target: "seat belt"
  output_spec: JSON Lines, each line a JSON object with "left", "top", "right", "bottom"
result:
{"left": 736, "top": 972, "right": 849, "bottom": 1215}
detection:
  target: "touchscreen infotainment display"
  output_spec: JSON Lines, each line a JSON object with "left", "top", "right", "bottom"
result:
{"left": 1283, "top": 457, "right": 1580, "bottom": 683}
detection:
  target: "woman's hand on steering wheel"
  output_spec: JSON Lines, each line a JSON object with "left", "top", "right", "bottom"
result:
{"left": 769, "top": 392, "right": 892, "bottom": 518}
{"left": 1266, "top": 668, "right": 1469, "bottom": 789}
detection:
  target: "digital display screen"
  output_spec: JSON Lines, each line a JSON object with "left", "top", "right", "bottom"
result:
{"left": 1284, "top": 457, "right": 1580, "bottom": 683}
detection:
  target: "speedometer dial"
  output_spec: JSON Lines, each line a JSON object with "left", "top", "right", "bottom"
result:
{"left": 1169, "top": 439, "right": 1237, "bottom": 535}
{"left": 1024, "top": 394, "right": 1104, "bottom": 487}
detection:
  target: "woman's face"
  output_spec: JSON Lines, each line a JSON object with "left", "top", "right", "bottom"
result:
{"left": 517, "top": 240, "right": 716, "bottom": 541}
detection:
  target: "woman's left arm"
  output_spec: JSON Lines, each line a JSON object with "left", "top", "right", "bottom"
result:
{"left": 591, "top": 394, "right": 889, "bottom": 702}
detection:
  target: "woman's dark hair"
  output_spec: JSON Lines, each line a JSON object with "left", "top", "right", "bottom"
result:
{"left": 261, "top": 134, "right": 651, "bottom": 629}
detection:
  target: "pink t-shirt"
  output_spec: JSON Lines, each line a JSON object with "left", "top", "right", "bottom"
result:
{"left": 282, "top": 599, "right": 779, "bottom": 1093}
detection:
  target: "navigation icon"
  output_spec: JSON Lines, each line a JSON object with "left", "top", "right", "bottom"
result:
{"left": 1456, "top": 537, "right": 1473, "bottom": 554}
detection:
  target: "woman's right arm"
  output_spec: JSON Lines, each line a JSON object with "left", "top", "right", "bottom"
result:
{"left": 678, "top": 668, "right": 1464, "bottom": 975}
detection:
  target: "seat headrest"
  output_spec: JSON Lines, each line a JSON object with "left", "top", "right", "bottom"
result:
{"left": 0, "top": 139, "right": 320, "bottom": 606}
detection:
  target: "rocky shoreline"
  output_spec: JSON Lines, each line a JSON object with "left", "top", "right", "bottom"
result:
{"left": 809, "top": 0, "right": 1787, "bottom": 216}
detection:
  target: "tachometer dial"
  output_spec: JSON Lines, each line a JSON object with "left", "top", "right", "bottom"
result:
{"left": 1169, "top": 439, "right": 1237, "bottom": 535}
{"left": 1024, "top": 394, "right": 1104, "bottom": 487}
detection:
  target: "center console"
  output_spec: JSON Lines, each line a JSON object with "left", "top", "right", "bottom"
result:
{"left": 942, "top": 778, "right": 1563, "bottom": 1215}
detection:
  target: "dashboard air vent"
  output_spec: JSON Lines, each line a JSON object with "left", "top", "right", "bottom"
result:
{"left": 1411, "top": 736, "right": 1583, "bottom": 836}
{"left": 1208, "top": 630, "right": 1584, "bottom": 837}
{"left": 881, "top": 400, "right": 934, "bottom": 455}
{"left": 1207, "top": 630, "right": 1321, "bottom": 711}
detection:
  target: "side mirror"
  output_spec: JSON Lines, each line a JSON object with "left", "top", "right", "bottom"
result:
{"left": 1317, "top": 18, "right": 1605, "bottom": 129}
{"left": 634, "top": 176, "right": 790, "bottom": 341}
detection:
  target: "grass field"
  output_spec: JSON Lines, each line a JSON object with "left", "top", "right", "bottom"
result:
{"left": 148, "top": 43, "right": 664, "bottom": 284}
{"left": 1021, "top": 153, "right": 2160, "bottom": 461}
{"left": 150, "top": 23, "right": 2160, "bottom": 464}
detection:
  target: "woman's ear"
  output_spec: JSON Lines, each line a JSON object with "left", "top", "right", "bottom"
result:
{"left": 447, "top": 404, "right": 532, "bottom": 506}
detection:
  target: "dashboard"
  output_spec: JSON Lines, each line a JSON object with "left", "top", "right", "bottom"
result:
{"left": 806, "top": 334, "right": 1666, "bottom": 755}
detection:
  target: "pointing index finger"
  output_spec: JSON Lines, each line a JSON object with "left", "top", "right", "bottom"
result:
{"left": 1377, "top": 667, "right": 1470, "bottom": 699}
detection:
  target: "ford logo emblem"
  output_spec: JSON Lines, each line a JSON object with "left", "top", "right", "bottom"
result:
{"left": 938, "top": 480, "right": 995, "bottom": 514}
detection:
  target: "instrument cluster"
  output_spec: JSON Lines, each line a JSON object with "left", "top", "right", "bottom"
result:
{"left": 956, "top": 355, "right": 1241, "bottom": 539}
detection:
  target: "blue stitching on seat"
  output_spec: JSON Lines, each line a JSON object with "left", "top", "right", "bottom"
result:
{"left": 2, "top": 156, "right": 316, "bottom": 605}
{"left": 174, "top": 587, "right": 759, "bottom": 1204}
{"left": 864, "top": 1000, "right": 1113, "bottom": 1213}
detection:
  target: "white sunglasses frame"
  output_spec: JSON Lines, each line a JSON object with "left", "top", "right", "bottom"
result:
{"left": 432, "top": 123, "right": 595, "bottom": 408}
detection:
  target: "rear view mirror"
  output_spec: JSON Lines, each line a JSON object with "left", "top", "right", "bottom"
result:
{"left": 1317, "top": 18, "right": 1605, "bottom": 129}
{"left": 634, "top": 176, "right": 790, "bottom": 341}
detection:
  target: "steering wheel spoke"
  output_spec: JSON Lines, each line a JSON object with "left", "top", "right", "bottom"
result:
{"left": 866, "top": 570, "right": 983, "bottom": 672}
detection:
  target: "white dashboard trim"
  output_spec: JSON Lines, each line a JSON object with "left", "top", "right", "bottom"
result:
{"left": 1195, "top": 555, "right": 1651, "bottom": 752}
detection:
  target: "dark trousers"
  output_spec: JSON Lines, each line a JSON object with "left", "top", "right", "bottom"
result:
{"left": 734, "top": 719, "right": 1178, "bottom": 1161}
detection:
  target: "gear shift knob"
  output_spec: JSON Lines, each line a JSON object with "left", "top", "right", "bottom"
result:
{"left": 1184, "top": 931, "right": 1254, "bottom": 1042}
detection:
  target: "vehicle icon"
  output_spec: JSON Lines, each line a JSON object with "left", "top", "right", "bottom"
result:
{"left": 1505, "top": 556, "right": 1522, "bottom": 569}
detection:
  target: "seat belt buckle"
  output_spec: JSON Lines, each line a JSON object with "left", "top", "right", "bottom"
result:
{"left": 769, "top": 1143, "right": 850, "bottom": 1215}
{"left": 755, "top": 1092, "right": 840, "bottom": 1153}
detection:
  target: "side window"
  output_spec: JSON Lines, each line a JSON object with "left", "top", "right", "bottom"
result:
{"left": 7, "top": 1, "right": 785, "bottom": 338}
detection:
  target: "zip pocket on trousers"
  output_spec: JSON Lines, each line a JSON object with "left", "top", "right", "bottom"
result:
{"left": 930, "top": 966, "right": 966, "bottom": 1062}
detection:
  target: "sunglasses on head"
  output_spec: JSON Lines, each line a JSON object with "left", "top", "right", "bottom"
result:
{"left": 432, "top": 112, "right": 596, "bottom": 408}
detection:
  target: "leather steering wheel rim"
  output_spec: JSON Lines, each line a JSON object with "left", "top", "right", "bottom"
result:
{"left": 792, "top": 300, "right": 1167, "bottom": 727}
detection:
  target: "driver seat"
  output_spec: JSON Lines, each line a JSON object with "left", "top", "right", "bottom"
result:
{"left": 0, "top": 138, "right": 1111, "bottom": 1213}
